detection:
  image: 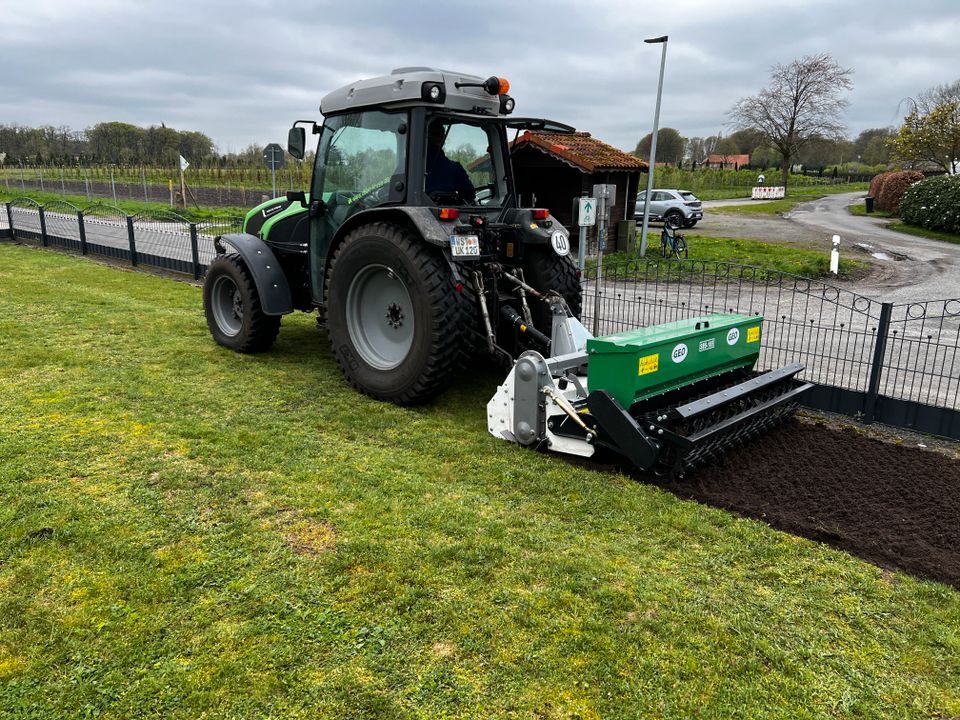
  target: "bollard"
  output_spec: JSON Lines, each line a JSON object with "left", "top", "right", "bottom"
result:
{"left": 830, "top": 235, "right": 840, "bottom": 275}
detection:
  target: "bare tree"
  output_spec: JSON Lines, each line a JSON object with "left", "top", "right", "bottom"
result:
{"left": 728, "top": 53, "right": 853, "bottom": 187}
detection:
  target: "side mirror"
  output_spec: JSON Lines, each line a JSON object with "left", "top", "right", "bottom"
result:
{"left": 287, "top": 127, "right": 306, "bottom": 159}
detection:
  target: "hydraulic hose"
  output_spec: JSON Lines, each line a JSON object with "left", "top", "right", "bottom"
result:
{"left": 500, "top": 305, "right": 551, "bottom": 351}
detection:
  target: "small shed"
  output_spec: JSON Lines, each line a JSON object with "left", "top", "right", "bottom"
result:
{"left": 510, "top": 131, "right": 648, "bottom": 252}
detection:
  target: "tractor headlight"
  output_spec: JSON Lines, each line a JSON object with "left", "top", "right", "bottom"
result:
{"left": 500, "top": 95, "right": 515, "bottom": 114}
{"left": 422, "top": 82, "right": 446, "bottom": 103}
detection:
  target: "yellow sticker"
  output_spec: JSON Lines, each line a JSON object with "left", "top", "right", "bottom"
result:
{"left": 530, "top": 223, "right": 538, "bottom": 229}
{"left": 638, "top": 353, "right": 659, "bottom": 376}
{"left": 747, "top": 326, "right": 760, "bottom": 343}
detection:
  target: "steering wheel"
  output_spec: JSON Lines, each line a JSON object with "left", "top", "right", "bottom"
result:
{"left": 351, "top": 182, "right": 391, "bottom": 210}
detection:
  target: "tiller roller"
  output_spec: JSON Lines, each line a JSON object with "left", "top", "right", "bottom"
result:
{"left": 487, "top": 297, "right": 813, "bottom": 476}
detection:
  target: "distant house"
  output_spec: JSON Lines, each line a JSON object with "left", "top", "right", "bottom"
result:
{"left": 899, "top": 159, "right": 954, "bottom": 176}
{"left": 510, "top": 131, "right": 648, "bottom": 251}
{"left": 705, "top": 153, "right": 750, "bottom": 169}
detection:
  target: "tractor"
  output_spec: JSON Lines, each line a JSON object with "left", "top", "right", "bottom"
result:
{"left": 204, "top": 67, "right": 580, "bottom": 405}
{"left": 204, "top": 67, "right": 811, "bottom": 477}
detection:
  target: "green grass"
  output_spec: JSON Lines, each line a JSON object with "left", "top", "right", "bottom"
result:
{"left": 710, "top": 184, "right": 869, "bottom": 216}
{"left": 0, "top": 187, "right": 248, "bottom": 221}
{"left": 1, "top": 243, "right": 957, "bottom": 718}
{"left": 846, "top": 203, "right": 894, "bottom": 219}
{"left": 597, "top": 234, "right": 866, "bottom": 278}
{"left": 887, "top": 222, "right": 960, "bottom": 245}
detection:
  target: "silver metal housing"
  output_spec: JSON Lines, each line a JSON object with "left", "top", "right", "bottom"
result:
{"left": 320, "top": 67, "right": 505, "bottom": 116}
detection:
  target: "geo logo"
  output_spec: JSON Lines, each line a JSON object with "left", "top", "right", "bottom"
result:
{"left": 726, "top": 328, "right": 740, "bottom": 345}
{"left": 671, "top": 343, "right": 688, "bottom": 363}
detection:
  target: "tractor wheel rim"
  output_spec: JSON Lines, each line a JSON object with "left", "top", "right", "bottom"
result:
{"left": 346, "top": 264, "right": 414, "bottom": 370}
{"left": 211, "top": 275, "right": 242, "bottom": 337}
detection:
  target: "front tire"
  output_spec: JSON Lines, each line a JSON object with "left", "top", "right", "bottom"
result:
{"left": 326, "top": 223, "right": 469, "bottom": 405}
{"left": 683, "top": 219, "right": 698, "bottom": 228}
{"left": 203, "top": 254, "right": 281, "bottom": 352}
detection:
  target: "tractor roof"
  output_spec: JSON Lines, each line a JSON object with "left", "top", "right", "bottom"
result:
{"left": 320, "top": 67, "right": 510, "bottom": 117}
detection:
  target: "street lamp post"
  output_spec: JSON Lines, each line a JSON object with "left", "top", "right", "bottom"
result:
{"left": 639, "top": 35, "right": 668, "bottom": 258}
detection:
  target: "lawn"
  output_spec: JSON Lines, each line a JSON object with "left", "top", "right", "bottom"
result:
{"left": 599, "top": 234, "right": 867, "bottom": 278}
{"left": 1, "top": 242, "right": 957, "bottom": 718}
{"left": 0, "top": 187, "right": 248, "bottom": 222}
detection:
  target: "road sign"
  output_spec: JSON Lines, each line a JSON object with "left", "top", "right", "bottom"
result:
{"left": 263, "top": 143, "right": 285, "bottom": 170}
{"left": 578, "top": 197, "right": 597, "bottom": 227}
{"left": 179, "top": 155, "right": 189, "bottom": 171}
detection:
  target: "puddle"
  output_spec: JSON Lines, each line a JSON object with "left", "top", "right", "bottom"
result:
{"left": 853, "top": 242, "right": 909, "bottom": 261}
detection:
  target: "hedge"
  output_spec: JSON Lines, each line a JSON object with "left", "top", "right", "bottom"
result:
{"left": 900, "top": 175, "right": 960, "bottom": 235}
{"left": 871, "top": 170, "right": 924, "bottom": 214}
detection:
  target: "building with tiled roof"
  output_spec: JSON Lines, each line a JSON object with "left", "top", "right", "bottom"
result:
{"left": 510, "top": 131, "right": 648, "bottom": 252}
{"left": 705, "top": 153, "right": 750, "bottom": 169}
{"left": 512, "top": 131, "right": 648, "bottom": 173}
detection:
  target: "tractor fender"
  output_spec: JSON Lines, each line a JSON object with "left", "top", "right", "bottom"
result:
{"left": 335, "top": 206, "right": 449, "bottom": 248}
{"left": 214, "top": 233, "right": 294, "bottom": 316}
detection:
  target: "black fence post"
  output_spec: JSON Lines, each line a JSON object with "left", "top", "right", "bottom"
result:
{"left": 189, "top": 223, "right": 200, "bottom": 280}
{"left": 126, "top": 216, "right": 138, "bottom": 267}
{"left": 5, "top": 203, "right": 13, "bottom": 241}
{"left": 39, "top": 206, "right": 48, "bottom": 247}
{"left": 863, "top": 302, "right": 893, "bottom": 424}
{"left": 77, "top": 211, "right": 88, "bottom": 255}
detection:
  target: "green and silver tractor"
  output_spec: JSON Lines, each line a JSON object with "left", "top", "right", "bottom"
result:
{"left": 203, "top": 67, "right": 811, "bottom": 476}
{"left": 204, "top": 67, "right": 580, "bottom": 405}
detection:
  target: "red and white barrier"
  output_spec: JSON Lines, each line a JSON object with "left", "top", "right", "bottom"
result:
{"left": 751, "top": 186, "right": 785, "bottom": 199}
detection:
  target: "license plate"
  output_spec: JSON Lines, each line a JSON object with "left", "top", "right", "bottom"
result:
{"left": 450, "top": 234, "right": 480, "bottom": 257}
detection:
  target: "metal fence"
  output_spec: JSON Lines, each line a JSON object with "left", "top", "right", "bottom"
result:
{"left": 3, "top": 197, "right": 242, "bottom": 280}
{"left": 2, "top": 198, "right": 957, "bottom": 439}
{"left": 581, "top": 258, "right": 960, "bottom": 439}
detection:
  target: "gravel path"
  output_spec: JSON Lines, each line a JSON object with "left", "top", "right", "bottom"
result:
{"left": 698, "top": 192, "right": 960, "bottom": 303}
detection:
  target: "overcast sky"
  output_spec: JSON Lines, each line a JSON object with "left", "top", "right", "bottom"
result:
{"left": 2, "top": 0, "right": 958, "bottom": 154}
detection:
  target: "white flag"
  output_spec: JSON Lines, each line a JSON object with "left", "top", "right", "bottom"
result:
{"left": 179, "top": 155, "right": 190, "bottom": 171}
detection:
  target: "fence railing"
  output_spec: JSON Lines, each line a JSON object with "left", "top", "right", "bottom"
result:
{"left": 580, "top": 258, "right": 959, "bottom": 439}
{"left": 3, "top": 197, "right": 241, "bottom": 280}
{"left": 2, "top": 199, "right": 957, "bottom": 439}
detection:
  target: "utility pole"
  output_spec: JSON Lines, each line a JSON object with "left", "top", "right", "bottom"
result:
{"left": 639, "top": 35, "right": 669, "bottom": 257}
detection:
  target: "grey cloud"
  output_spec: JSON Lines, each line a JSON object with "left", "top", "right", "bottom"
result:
{"left": 2, "top": 0, "right": 958, "bottom": 153}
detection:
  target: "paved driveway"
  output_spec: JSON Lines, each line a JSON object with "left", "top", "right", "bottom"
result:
{"left": 700, "top": 192, "right": 960, "bottom": 303}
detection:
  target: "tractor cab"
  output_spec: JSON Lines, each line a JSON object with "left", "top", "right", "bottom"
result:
{"left": 285, "top": 68, "right": 576, "bottom": 306}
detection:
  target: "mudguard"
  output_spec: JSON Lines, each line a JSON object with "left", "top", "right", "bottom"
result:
{"left": 214, "top": 233, "right": 294, "bottom": 315}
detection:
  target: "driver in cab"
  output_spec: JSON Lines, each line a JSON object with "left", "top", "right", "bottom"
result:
{"left": 425, "top": 121, "right": 476, "bottom": 203}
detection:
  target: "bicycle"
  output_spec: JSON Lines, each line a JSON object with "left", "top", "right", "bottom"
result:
{"left": 660, "top": 224, "right": 688, "bottom": 259}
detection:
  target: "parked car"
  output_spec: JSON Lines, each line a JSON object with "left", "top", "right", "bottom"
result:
{"left": 634, "top": 189, "right": 703, "bottom": 228}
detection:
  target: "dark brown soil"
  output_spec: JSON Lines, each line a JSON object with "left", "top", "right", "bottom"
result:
{"left": 646, "top": 419, "right": 960, "bottom": 588}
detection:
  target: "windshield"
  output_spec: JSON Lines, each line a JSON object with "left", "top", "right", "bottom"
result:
{"left": 425, "top": 118, "right": 507, "bottom": 208}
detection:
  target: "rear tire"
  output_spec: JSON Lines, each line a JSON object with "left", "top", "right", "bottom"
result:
{"left": 203, "top": 254, "right": 281, "bottom": 353}
{"left": 326, "top": 222, "right": 469, "bottom": 405}
{"left": 522, "top": 246, "right": 582, "bottom": 333}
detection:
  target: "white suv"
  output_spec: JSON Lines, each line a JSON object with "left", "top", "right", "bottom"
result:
{"left": 634, "top": 189, "right": 703, "bottom": 228}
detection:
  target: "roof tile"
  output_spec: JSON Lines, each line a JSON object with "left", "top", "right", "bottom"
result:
{"left": 513, "top": 131, "right": 648, "bottom": 172}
